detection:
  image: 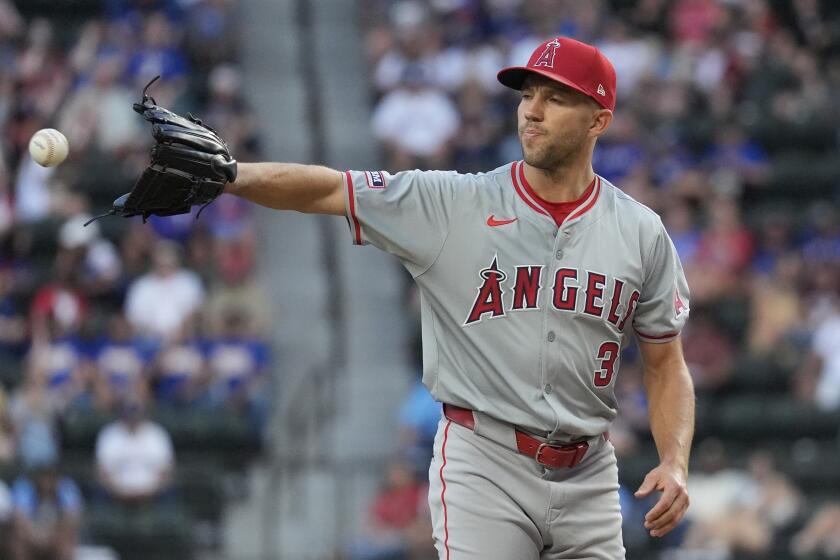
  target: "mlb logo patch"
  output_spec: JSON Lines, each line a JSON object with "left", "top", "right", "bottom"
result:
{"left": 365, "top": 171, "right": 386, "bottom": 189}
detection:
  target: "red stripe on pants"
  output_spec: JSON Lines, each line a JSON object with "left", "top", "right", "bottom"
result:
{"left": 439, "top": 420, "right": 452, "bottom": 559}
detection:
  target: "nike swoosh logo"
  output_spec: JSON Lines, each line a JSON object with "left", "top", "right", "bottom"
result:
{"left": 487, "top": 215, "right": 518, "bottom": 227}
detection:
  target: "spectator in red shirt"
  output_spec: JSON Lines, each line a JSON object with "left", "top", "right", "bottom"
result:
{"left": 687, "top": 194, "right": 754, "bottom": 304}
{"left": 670, "top": 0, "right": 725, "bottom": 45}
{"left": 29, "top": 256, "right": 87, "bottom": 343}
{"left": 348, "top": 460, "right": 428, "bottom": 560}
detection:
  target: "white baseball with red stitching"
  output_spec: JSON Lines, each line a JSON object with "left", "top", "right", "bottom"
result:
{"left": 28, "top": 128, "right": 69, "bottom": 167}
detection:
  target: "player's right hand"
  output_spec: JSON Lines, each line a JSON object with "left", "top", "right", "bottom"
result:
{"left": 634, "top": 463, "right": 689, "bottom": 538}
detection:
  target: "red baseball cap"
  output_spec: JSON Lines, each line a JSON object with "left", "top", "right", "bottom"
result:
{"left": 497, "top": 37, "right": 617, "bottom": 111}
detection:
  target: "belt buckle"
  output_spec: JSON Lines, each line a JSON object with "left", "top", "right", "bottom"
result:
{"left": 534, "top": 443, "right": 552, "bottom": 467}
{"left": 534, "top": 441, "right": 589, "bottom": 468}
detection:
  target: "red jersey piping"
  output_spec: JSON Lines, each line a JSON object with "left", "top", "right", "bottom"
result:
{"left": 634, "top": 329, "right": 679, "bottom": 341}
{"left": 439, "top": 420, "right": 452, "bottom": 559}
{"left": 564, "top": 176, "right": 601, "bottom": 225}
{"left": 512, "top": 161, "right": 601, "bottom": 225}
{"left": 511, "top": 161, "right": 549, "bottom": 216}
{"left": 345, "top": 171, "right": 362, "bottom": 245}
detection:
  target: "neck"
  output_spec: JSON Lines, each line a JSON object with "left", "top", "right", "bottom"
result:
{"left": 522, "top": 147, "right": 595, "bottom": 203}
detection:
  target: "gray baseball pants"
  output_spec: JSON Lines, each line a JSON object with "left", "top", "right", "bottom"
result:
{"left": 427, "top": 413, "right": 625, "bottom": 559}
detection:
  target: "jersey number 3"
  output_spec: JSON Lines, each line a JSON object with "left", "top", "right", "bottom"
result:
{"left": 594, "top": 342, "right": 619, "bottom": 387}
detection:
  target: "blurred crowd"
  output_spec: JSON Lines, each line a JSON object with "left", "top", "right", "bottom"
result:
{"left": 3, "top": 0, "right": 840, "bottom": 558}
{"left": 356, "top": 1, "right": 840, "bottom": 559}
{"left": 0, "top": 0, "right": 267, "bottom": 557}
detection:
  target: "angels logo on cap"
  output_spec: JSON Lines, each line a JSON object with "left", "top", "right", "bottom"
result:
{"left": 533, "top": 38, "right": 562, "bottom": 68}
{"left": 496, "top": 37, "right": 617, "bottom": 111}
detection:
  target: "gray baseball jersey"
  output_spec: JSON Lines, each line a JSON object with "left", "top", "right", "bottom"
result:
{"left": 343, "top": 161, "right": 689, "bottom": 440}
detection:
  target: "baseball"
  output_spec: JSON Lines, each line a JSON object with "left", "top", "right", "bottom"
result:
{"left": 28, "top": 128, "right": 69, "bottom": 167}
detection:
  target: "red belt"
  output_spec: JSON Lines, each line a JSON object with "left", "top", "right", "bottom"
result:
{"left": 443, "top": 403, "right": 589, "bottom": 469}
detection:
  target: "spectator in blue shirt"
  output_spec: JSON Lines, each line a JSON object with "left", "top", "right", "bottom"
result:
{"left": 152, "top": 320, "right": 208, "bottom": 406}
{"left": 396, "top": 335, "right": 440, "bottom": 471}
{"left": 36, "top": 337, "right": 88, "bottom": 410}
{"left": 9, "top": 462, "right": 82, "bottom": 560}
{"left": 9, "top": 360, "right": 60, "bottom": 471}
{"left": 0, "top": 265, "right": 27, "bottom": 360}
{"left": 592, "top": 113, "right": 648, "bottom": 184}
{"left": 93, "top": 313, "right": 154, "bottom": 411}
{"left": 126, "top": 12, "right": 189, "bottom": 83}
{"left": 397, "top": 378, "right": 440, "bottom": 454}
{"left": 206, "top": 308, "right": 270, "bottom": 430}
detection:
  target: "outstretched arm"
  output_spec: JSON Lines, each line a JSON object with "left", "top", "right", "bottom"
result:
{"left": 100, "top": 85, "right": 347, "bottom": 222}
{"left": 226, "top": 162, "right": 345, "bottom": 216}
{"left": 634, "top": 336, "right": 694, "bottom": 538}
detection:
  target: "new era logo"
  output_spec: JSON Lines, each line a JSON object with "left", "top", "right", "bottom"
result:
{"left": 597, "top": 84, "right": 606, "bottom": 96}
{"left": 365, "top": 171, "right": 386, "bottom": 188}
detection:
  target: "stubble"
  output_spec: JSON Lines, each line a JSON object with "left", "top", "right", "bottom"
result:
{"left": 519, "top": 123, "right": 589, "bottom": 173}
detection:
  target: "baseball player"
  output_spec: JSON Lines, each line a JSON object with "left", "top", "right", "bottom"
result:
{"left": 111, "top": 36, "right": 694, "bottom": 560}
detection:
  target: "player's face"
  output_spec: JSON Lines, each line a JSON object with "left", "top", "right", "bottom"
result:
{"left": 517, "top": 76, "right": 601, "bottom": 170}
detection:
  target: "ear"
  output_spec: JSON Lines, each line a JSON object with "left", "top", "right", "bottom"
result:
{"left": 590, "top": 109, "right": 613, "bottom": 138}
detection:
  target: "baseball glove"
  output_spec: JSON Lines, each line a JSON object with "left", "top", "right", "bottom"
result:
{"left": 87, "top": 76, "right": 237, "bottom": 225}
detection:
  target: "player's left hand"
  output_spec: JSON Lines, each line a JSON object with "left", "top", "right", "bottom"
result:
{"left": 634, "top": 462, "right": 689, "bottom": 538}
{"left": 86, "top": 75, "right": 237, "bottom": 226}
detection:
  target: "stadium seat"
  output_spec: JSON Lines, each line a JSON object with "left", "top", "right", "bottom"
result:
{"left": 86, "top": 503, "right": 194, "bottom": 560}
{"left": 154, "top": 407, "right": 261, "bottom": 458}
{"left": 61, "top": 409, "right": 112, "bottom": 451}
{"left": 176, "top": 462, "right": 227, "bottom": 522}
{"left": 728, "top": 354, "right": 793, "bottom": 395}
{"left": 714, "top": 396, "right": 840, "bottom": 441}
{"left": 0, "top": 351, "right": 23, "bottom": 390}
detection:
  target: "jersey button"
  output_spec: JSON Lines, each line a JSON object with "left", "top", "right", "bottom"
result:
{"left": 544, "top": 384, "right": 553, "bottom": 395}
{"left": 555, "top": 250, "right": 563, "bottom": 260}
{"left": 547, "top": 331, "right": 555, "bottom": 342}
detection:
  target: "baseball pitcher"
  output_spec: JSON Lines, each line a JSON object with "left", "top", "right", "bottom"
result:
{"left": 110, "top": 36, "right": 694, "bottom": 559}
